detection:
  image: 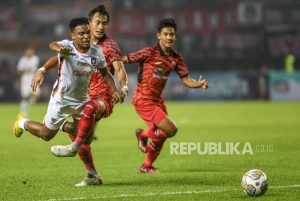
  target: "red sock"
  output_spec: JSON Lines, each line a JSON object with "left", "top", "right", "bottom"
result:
{"left": 78, "top": 144, "right": 95, "bottom": 171}
{"left": 143, "top": 137, "right": 166, "bottom": 167}
{"left": 68, "top": 134, "right": 75, "bottom": 141}
{"left": 74, "top": 100, "right": 100, "bottom": 145}
{"left": 141, "top": 128, "right": 168, "bottom": 139}
{"left": 68, "top": 133, "right": 95, "bottom": 172}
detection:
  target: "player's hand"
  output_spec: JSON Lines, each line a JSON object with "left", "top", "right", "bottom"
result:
{"left": 119, "top": 85, "right": 128, "bottom": 103}
{"left": 31, "top": 70, "right": 44, "bottom": 92}
{"left": 59, "top": 47, "right": 75, "bottom": 56}
{"left": 112, "top": 91, "right": 122, "bottom": 104}
{"left": 198, "top": 75, "right": 208, "bottom": 89}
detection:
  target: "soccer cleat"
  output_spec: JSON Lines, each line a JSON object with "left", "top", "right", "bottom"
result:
{"left": 135, "top": 128, "right": 148, "bottom": 153}
{"left": 139, "top": 165, "right": 159, "bottom": 173}
{"left": 75, "top": 174, "right": 103, "bottom": 187}
{"left": 13, "top": 113, "right": 25, "bottom": 137}
{"left": 50, "top": 144, "right": 77, "bottom": 157}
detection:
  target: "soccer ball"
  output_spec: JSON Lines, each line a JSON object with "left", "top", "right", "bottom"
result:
{"left": 241, "top": 169, "right": 268, "bottom": 197}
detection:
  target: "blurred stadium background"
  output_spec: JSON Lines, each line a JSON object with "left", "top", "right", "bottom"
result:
{"left": 0, "top": 0, "right": 300, "bottom": 102}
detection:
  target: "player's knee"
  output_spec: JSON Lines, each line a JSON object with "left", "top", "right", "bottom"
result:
{"left": 83, "top": 100, "right": 100, "bottom": 118}
{"left": 167, "top": 126, "right": 178, "bottom": 138}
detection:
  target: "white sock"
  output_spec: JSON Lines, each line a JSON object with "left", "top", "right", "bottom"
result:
{"left": 18, "top": 118, "right": 29, "bottom": 130}
{"left": 71, "top": 142, "right": 81, "bottom": 152}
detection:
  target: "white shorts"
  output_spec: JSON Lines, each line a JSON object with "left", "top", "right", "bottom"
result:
{"left": 44, "top": 96, "right": 89, "bottom": 130}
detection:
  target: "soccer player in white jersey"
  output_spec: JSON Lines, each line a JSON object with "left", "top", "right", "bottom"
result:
{"left": 17, "top": 47, "right": 40, "bottom": 115}
{"left": 13, "top": 17, "right": 119, "bottom": 185}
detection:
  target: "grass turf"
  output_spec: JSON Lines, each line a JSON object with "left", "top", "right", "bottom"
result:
{"left": 0, "top": 102, "right": 300, "bottom": 201}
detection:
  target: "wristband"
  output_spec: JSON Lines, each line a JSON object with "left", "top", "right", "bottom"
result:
{"left": 37, "top": 67, "right": 46, "bottom": 74}
{"left": 121, "top": 85, "right": 128, "bottom": 91}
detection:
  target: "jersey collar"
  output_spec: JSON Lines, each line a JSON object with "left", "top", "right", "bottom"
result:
{"left": 97, "top": 34, "right": 108, "bottom": 45}
{"left": 157, "top": 43, "right": 175, "bottom": 57}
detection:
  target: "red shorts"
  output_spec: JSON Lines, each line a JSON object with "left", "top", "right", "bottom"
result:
{"left": 92, "top": 93, "right": 114, "bottom": 120}
{"left": 133, "top": 101, "right": 168, "bottom": 129}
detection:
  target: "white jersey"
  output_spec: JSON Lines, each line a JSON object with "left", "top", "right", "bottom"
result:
{"left": 52, "top": 39, "right": 107, "bottom": 103}
{"left": 44, "top": 39, "right": 107, "bottom": 130}
{"left": 17, "top": 55, "right": 39, "bottom": 97}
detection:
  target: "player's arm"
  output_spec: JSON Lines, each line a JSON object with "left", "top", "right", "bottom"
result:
{"left": 122, "top": 47, "right": 152, "bottom": 64}
{"left": 49, "top": 42, "right": 74, "bottom": 56}
{"left": 112, "top": 60, "right": 128, "bottom": 103}
{"left": 98, "top": 67, "right": 121, "bottom": 104}
{"left": 181, "top": 75, "right": 208, "bottom": 89}
{"left": 31, "top": 56, "right": 58, "bottom": 92}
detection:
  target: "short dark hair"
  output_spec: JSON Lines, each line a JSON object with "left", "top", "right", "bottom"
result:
{"left": 69, "top": 17, "right": 89, "bottom": 32}
{"left": 89, "top": 5, "right": 110, "bottom": 22}
{"left": 157, "top": 18, "right": 177, "bottom": 33}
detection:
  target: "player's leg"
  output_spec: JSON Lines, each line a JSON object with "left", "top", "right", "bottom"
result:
{"left": 139, "top": 104, "right": 175, "bottom": 173}
{"left": 51, "top": 99, "right": 106, "bottom": 157}
{"left": 66, "top": 120, "right": 102, "bottom": 187}
{"left": 73, "top": 99, "right": 105, "bottom": 147}
{"left": 134, "top": 105, "right": 168, "bottom": 153}
{"left": 140, "top": 137, "right": 166, "bottom": 173}
{"left": 14, "top": 115, "right": 58, "bottom": 141}
{"left": 14, "top": 96, "right": 69, "bottom": 141}
{"left": 137, "top": 103, "right": 177, "bottom": 140}
{"left": 23, "top": 120, "right": 58, "bottom": 141}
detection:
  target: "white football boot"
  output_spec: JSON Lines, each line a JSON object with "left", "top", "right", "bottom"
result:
{"left": 75, "top": 174, "right": 103, "bottom": 187}
{"left": 50, "top": 144, "right": 77, "bottom": 157}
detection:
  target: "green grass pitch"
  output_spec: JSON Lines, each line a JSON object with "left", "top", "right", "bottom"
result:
{"left": 0, "top": 102, "right": 300, "bottom": 201}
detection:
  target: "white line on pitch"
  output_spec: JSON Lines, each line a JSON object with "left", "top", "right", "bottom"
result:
{"left": 39, "top": 184, "right": 300, "bottom": 201}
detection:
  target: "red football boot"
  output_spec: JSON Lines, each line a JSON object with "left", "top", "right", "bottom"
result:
{"left": 139, "top": 165, "right": 159, "bottom": 173}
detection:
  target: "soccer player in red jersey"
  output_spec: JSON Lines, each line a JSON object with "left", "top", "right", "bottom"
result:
{"left": 123, "top": 18, "right": 208, "bottom": 173}
{"left": 31, "top": 5, "right": 128, "bottom": 186}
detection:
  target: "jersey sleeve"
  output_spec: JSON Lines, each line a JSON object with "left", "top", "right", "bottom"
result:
{"left": 57, "top": 39, "right": 71, "bottom": 49}
{"left": 105, "top": 41, "right": 122, "bottom": 64}
{"left": 127, "top": 46, "right": 153, "bottom": 63}
{"left": 175, "top": 54, "right": 189, "bottom": 78}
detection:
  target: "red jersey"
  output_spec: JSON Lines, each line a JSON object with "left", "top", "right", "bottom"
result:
{"left": 89, "top": 35, "right": 122, "bottom": 99}
{"left": 128, "top": 44, "right": 189, "bottom": 103}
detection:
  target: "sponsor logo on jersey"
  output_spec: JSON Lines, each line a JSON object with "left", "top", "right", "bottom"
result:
{"left": 73, "top": 70, "right": 91, "bottom": 77}
{"left": 154, "top": 68, "right": 165, "bottom": 76}
{"left": 153, "top": 68, "right": 167, "bottom": 79}
{"left": 77, "top": 61, "right": 90, "bottom": 68}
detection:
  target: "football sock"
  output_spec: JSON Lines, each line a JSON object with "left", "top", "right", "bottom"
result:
{"left": 143, "top": 137, "right": 166, "bottom": 167}
{"left": 68, "top": 134, "right": 96, "bottom": 174}
{"left": 141, "top": 128, "right": 168, "bottom": 139}
{"left": 68, "top": 134, "right": 75, "bottom": 141}
{"left": 78, "top": 144, "right": 96, "bottom": 173}
{"left": 74, "top": 100, "right": 100, "bottom": 147}
{"left": 19, "top": 118, "right": 29, "bottom": 130}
